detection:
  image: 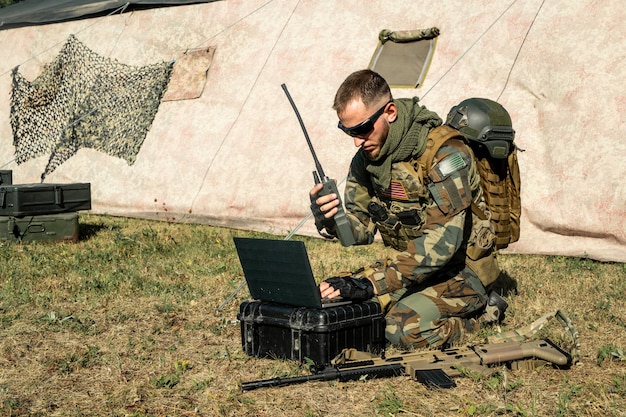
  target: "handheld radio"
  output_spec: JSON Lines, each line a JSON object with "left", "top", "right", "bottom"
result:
{"left": 281, "top": 83, "right": 355, "bottom": 247}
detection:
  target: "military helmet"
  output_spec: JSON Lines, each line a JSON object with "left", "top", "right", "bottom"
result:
{"left": 445, "top": 98, "right": 515, "bottom": 159}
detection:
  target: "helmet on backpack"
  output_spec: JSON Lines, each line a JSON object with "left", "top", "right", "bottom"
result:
{"left": 445, "top": 98, "right": 515, "bottom": 159}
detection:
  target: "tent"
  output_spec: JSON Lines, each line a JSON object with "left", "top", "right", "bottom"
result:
{"left": 0, "top": 0, "right": 215, "bottom": 28}
{"left": 0, "top": 0, "right": 624, "bottom": 262}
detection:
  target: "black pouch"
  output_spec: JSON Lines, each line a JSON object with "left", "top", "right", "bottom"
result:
{"left": 396, "top": 209, "right": 421, "bottom": 225}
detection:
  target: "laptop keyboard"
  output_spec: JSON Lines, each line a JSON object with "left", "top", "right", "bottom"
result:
{"left": 321, "top": 296, "right": 346, "bottom": 304}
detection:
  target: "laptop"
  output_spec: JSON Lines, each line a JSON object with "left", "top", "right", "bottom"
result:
{"left": 233, "top": 237, "right": 351, "bottom": 309}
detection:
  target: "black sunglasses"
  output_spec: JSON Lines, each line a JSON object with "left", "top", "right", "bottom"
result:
{"left": 337, "top": 100, "right": 393, "bottom": 137}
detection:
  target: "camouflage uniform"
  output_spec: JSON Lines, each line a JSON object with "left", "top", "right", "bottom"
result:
{"left": 341, "top": 98, "right": 488, "bottom": 349}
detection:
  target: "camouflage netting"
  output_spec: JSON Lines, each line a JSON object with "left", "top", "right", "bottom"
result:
{"left": 10, "top": 35, "right": 173, "bottom": 181}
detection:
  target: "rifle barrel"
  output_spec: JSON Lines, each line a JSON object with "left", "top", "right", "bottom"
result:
{"left": 241, "top": 369, "right": 339, "bottom": 391}
{"left": 241, "top": 363, "right": 404, "bottom": 391}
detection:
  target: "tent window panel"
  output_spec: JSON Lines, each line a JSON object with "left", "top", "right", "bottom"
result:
{"left": 368, "top": 27, "right": 439, "bottom": 88}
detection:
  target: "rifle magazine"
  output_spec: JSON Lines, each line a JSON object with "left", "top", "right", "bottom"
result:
{"left": 414, "top": 369, "right": 456, "bottom": 389}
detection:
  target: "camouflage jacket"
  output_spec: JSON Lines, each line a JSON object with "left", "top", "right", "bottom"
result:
{"left": 343, "top": 131, "right": 480, "bottom": 296}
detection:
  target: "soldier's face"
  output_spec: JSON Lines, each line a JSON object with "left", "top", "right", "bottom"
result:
{"left": 337, "top": 98, "right": 396, "bottom": 160}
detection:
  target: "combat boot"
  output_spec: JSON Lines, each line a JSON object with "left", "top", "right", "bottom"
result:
{"left": 479, "top": 291, "right": 508, "bottom": 326}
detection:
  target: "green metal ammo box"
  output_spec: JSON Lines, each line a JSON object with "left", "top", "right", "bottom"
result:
{"left": 0, "top": 212, "right": 80, "bottom": 242}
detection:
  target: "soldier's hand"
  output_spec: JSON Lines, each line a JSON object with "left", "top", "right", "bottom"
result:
{"left": 319, "top": 280, "right": 341, "bottom": 299}
{"left": 322, "top": 276, "right": 375, "bottom": 301}
{"left": 309, "top": 183, "right": 339, "bottom": 219}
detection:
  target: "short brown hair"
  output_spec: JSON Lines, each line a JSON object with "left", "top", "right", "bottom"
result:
{"left": 333, "top": 69, "right": 392, "bottom": 113}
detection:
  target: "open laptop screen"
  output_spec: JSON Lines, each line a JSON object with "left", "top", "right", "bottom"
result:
{"left": 233, "top": 237, "right": 325, "bottom": 309}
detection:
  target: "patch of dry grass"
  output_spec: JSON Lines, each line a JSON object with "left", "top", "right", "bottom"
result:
{"left": 0, "top": 213, "right": 624, "bottom": 416}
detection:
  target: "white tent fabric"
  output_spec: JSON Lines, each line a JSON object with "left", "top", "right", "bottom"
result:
{"left": 0, "top": 0, "right": 624, "bottom": 262}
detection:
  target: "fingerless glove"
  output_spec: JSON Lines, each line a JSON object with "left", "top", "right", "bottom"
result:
{"left": 324, "top": 276, "right": 374, "bottom": 301}
{"left": 310, "top": 194, "right": 336, "bottom": 238}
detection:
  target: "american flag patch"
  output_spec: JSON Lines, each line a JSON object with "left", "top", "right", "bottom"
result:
{"left": 381, "top": 180, "right": 409, "bottom": 200}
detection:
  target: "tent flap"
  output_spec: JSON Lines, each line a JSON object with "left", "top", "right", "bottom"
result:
{"left": 0, "top": 0, "right": 219, "bottom": 29}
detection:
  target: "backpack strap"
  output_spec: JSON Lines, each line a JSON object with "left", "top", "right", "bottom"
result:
{"left": 417, "top": 125, "right": 466, "bottom": 178}
{"left": 422, "top": 125, "right": 464, "bottom": 166}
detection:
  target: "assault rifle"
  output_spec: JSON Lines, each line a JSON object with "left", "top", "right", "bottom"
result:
{"left": 241, "top": 338, "right": 572, "bottom": 391}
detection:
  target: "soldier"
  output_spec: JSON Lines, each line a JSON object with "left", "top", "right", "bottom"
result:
{"left": 311, "top": 69, "right": 507, "bottom": 349}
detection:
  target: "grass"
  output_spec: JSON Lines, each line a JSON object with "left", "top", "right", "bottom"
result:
{"left": 0, "top": 213, "right": 624, "bottom": 416}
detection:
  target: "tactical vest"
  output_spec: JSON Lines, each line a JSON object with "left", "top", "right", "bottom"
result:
{"left": 370, "top": 125, "right": 521, "bottom": 287}
{"left": 368, "top": 126, "right": 475, "bottom": 251}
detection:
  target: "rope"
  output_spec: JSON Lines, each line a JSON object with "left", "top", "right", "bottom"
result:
{"left": 422, "top": 0, "right": 518, "bottom": 100}
{"left": 496, "top": 0, "right": 546, "bottom": 101}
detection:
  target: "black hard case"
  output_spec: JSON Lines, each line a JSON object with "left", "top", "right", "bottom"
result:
{"left": 0, "top": 212, "right": 80, "bottom": 242}
{"left": 0, "top": 183, "right": 91, "bottom": 216}
{"left": 238, "top": 300, "right": 386, "bottom": 367}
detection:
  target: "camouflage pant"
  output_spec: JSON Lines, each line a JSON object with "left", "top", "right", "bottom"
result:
{"left": 383, "top": 269, "right": 487, "bottom": 349}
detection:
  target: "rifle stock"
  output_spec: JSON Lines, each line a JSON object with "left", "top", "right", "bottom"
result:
{"left": 241, "top": 338, "right": 572, "bottom": 391}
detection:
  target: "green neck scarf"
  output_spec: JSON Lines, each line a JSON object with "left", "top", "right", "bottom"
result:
{"left": 364, "top": 97, "right": 442, "bottom": 189}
